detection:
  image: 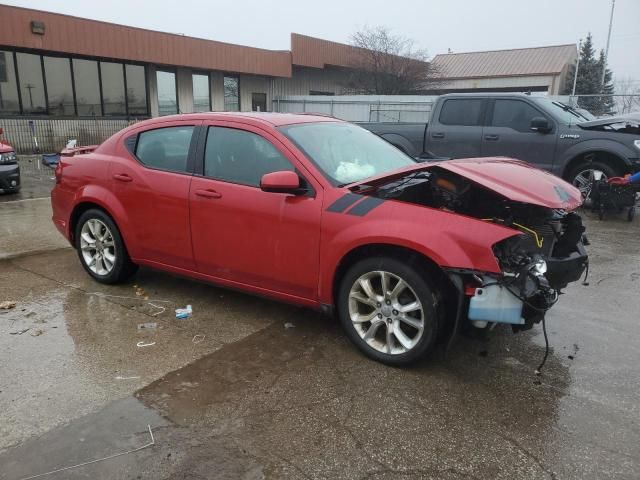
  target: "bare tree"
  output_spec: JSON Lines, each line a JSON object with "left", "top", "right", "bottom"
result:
{"left": 345, "top": 26, "right": 441, "bottom": 94}
{"left": 615, "top": 77, "right": 640, "bottom": 114}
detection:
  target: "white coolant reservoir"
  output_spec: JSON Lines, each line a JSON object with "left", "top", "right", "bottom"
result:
{"left": 468, "top": 284, "right": 524, "bottom": 325}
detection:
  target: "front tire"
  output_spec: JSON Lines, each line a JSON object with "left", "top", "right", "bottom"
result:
{"left": 75, "top": 209, "right": 137, "bottom": 284}
{"left": 568, "top": 160, "right": 621, "bottom": 199}
{"left": 337, "top": 256, "right": 439, "bottom": 366}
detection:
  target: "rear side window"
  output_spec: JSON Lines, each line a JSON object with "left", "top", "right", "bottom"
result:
{"left": 439, "top": 99, "right": 483, "bottom": 126}
{"left": 204, "top": 127, "right": 293, "bottom": 187}
{"left": 491, "top": 100, "right": 545, "bottom": 132}
{"left": 135, "top": 126, "right": 195, "bottom": 173}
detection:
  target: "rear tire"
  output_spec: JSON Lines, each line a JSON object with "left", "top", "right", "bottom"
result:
{"left": 337, "top": 256, "right": 439, "bottom": 366}
{"left": 75, "top": 209, "right": 137, "bottom": 284}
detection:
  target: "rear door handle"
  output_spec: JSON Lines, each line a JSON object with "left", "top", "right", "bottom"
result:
{"left": 113, "top": 173, "right": 132, "bottom": 182}
{"left": 432, "top": 132, "right": 445, "bottom": 139}
{"left": 484, "top": 134, "right": 500, "bottom": 141}
{"left": 195, "top": 189, "right": 222, "bottom": 199}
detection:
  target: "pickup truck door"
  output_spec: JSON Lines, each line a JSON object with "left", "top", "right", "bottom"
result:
{"left": 426, "top": 98, "right": 485, "bottom": 158}
{"left": 481, "top": 99, "right": 557, "bottom": 171}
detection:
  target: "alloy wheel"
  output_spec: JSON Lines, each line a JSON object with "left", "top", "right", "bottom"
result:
{"left": 573, "top": 168, "right": 607, "bottom": 199}
{"left": 348, "top": 270, "right": 425, "bottom": 355}
{"left": 80, "top": 219, "right": 116, "bottom": 276}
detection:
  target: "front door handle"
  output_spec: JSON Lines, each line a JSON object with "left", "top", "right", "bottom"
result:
{"left": 113, "top": 173, "right": 133, "bottom": 182}
{"left": 195, "top": 189, "right": 222, "bottom": 199}
{"left": 484, "top": 134, "right": 500, "bottom": 141}
{"left": 432, "top": 132, "right": 445, "bottom": 139}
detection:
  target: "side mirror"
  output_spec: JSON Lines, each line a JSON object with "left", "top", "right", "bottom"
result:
{"left": 530, "top": 117, "right": 551, "bottom": 133}
{"left": 260, "top": 170, "right": 300, "bottom": 194}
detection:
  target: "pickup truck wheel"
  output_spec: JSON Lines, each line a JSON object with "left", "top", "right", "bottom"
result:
{"left": 568, "top": 161, "right": 619, "bottom": 199}
{"left": 337, "top": 257, "right": 438, "bottom": 366}
{"left": 75, "top": 209, "right": 137, "bottom": 284}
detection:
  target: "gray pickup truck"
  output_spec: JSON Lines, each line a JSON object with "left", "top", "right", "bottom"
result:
{"left": 360, "top": 93, "right": 640, "bottom": 194}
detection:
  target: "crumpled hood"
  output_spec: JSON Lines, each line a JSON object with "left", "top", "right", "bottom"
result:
{"left": 349, "top": 157, "right": 583, "bottom": 210}
{"left": 578, "top": 112, "right": 640, "bottom": 129}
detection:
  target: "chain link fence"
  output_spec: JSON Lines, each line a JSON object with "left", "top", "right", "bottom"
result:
{"left": 0, "top": 117, "right": 145, "bottom": 154}
{"left": 556, "top": 94, "right": 640, "bottom": 117}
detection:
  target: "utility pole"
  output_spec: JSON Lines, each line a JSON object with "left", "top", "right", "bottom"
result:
{"left": 571, "top": 39, "right": 582, "bottom": 99}
{"left": 601, "top": 0, "right": 615, "bottom": 89}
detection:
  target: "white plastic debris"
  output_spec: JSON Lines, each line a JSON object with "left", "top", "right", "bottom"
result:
{"left": 284, "top": 322, "right": 295, "bottom": 329}
{"left": 175, "top": 305, "right": 193, "bottom": 319}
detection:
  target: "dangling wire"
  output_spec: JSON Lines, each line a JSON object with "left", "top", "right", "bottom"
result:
{"left": 535, "top": 316, "right": 550, "bottom": 375}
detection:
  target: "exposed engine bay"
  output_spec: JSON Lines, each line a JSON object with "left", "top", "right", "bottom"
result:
{"left": 367, "top": 167, "right": 589, "bottom": 332}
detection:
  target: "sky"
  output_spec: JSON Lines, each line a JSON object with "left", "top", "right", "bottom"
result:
{"left": 5, "top": 0, "right": 640, "bottom": 84}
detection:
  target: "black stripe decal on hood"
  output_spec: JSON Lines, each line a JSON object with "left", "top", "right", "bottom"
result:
{"left": 346, "top": 196, "right": 385, "bottom": 216}
{"left": 326, "top": 193, "right": 362, "bottom": 213}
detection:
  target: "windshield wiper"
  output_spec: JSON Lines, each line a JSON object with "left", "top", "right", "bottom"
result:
{"left": 377, "top": 172, "right": 431, "bottom": 198}
{"left": 552, "top": 101, "right": 589, "bottom": 121}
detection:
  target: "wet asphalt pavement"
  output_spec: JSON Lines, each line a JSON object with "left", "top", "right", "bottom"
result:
{"left": 0, "top": 175, "right": 639, "bottom": 479}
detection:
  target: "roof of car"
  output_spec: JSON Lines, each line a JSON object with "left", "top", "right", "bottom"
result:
{"left": 143, "top": 112, "right": 343, "bottom": 127}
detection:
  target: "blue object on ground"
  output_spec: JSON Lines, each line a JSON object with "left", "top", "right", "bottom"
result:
{"left": 42, "top": 153, "right": 60, "bottom": 167}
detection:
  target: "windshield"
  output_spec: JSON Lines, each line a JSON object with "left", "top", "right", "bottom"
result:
{"left": 532, "top": 98, "right": 593, "bottom": 124}
{"left": 279, "top": 122, "right": 416, "bottom": 185}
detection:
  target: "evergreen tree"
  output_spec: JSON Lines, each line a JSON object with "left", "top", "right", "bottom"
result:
{"left": 562, "top": 33, "right": 615, "bottom": 116}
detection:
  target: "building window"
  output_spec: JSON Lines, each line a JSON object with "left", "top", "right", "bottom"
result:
{"left": 125, "top": 64, "right": 147, "bottom": 116}
{"left": 43, "top": 56, "right": 75, "bottom": 116}
{"left": 73, "top": 59, "right": 101, "bottom": 116}
{"left": 16, "top": 52, "right": 46, "bottom": 114}
{"left": 192, "top": 73, "right": 210, "bottom": 113}
{"left": 251, "top": 93, "right": 266, "bottom": 112}
{"left": 157, "top": 70, "right": 178, "bottom": 116}
{"left": 224, "top": 76, "right": 239, "bottom": 111}
{"left": 0, "top": 51, "right": 21, "bottom": 114}
{"left": 100, "top": 62, "right": 126, "bottom": 116}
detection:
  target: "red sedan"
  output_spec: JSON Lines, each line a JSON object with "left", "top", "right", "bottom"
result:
{"left": 52, "top": 113, "right": 588, "bottom": 365}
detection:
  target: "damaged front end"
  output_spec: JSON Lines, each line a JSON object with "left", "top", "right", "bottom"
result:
{"left": 356, "top": 158, "right": 589, "bottom": 333}
{"left": 477, "top": 208, "right": 588, "bottom": 332}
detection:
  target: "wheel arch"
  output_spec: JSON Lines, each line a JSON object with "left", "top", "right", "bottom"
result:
{"left": 379, "top": 133, "right": 416, "bottom": 156}
{"left": 330, "top": 243, "right": 458, "bottom": 331}
{"left": 562, "top": 149, "right": 629, "bottom": 181}
{"left": 69, "top": 201, "right": 121, "bottom": 245}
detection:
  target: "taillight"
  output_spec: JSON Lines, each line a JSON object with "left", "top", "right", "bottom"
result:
{"left": 54, "top": 162, "right": 63, "bottom": 184}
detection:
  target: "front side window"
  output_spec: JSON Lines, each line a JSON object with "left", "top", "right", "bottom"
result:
{"left": 192, "top": 73, "right": 210, "bottom": 112}
{"left": 73, "top": 59, "right": 101, "bottom": 116}
{"left": 157, "top": 70, "right": 178, "bottom": 116}
{"left": 43, "top": 56, "right": 74, "bottom": 116}
{"left": 0, "top": 51, "right": 20, "bottom": 114}
{"left": 135, "top": 126, "right": 195, "bottom": 173}
{"left": 439, "top": 99, "right": 483, "bottom": 126}
{"left": 280, "top": 122, "right": 415, "bottom": 185}
{"left": 125, "top": 64, "right": 147, "bottom": 115}
{"left": 491, "top": 100, "right": 545, "bottom": 133}
{"left": 223, "top": 76, "right": 239, "bottom": 111}
{"left": 204, "top": 127, "right": 293, "bottom": 186}
{"left": 100, "top": 62, "right": 126, "bottom": 116}
{"left": 16, "top": 52, "right": 46, "bottom": 114}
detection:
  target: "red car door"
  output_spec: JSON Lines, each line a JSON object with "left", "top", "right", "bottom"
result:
{"left": 110, "top": 120, "right": 200, "bottom": 270}
{"left": 189, "top": 121, "right": 323, "bottom": 301}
